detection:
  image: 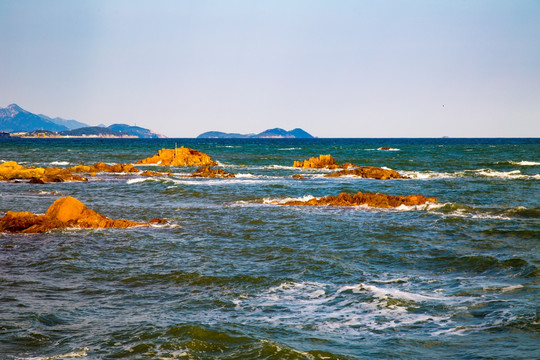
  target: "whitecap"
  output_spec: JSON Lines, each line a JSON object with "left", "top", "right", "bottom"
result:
{"left": 19, "top": 348, "right": 88, "bottom": 360}
{"left": 263, "top": 195, "right": 318, "bottom": 204}
{"left": 49, "top": 161, "right": 70, "bottom": 165}
{"left": 501, "top": 160, "right": 540, "bottom": 166}
{"left": 126, "top": 178, "right": 152, "bottom": 184}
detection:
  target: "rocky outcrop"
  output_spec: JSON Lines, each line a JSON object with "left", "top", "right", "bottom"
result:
{"left": 292, "top": 174, "right": 306, "bottom": 179}
{"left": 293, "top": 155, "right": 340, "bottom": 169}
{"left": 325, "top": 167, "right": 407, "bottom": 180}
{"left": 0, "top": 196, "right": 148, "bottom": 233}
{"left": 293, "top": 155, "right": 357, "bottom": 169}
{"left": 68, "top": 162, "right": 139, "bottom": 174}
{"left": 272, "top": 191, "right": 437, "bottom": 208}
{"left": 135, "top": 147, "right": 216, "bottom": 166}
{"left": 0, "top": 161, "right": 87, "bottom": 183}
{"left": 190, "top": 165, "right": 235, "bottom": 178}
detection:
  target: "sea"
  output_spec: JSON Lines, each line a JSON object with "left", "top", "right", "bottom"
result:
{"left": 0, "top": 138, "right": 539, "bottom": 360}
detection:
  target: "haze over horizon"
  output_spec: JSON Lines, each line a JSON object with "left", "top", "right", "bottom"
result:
{"left": 1, "top": 0, "right": 539, "bottom": 138}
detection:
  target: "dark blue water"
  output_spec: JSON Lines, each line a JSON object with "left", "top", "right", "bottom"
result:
{"left": 1, "top": 138, "right": 539, "bottom": 359}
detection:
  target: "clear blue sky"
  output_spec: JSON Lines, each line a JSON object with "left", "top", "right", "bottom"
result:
{"left": 1, "top": 0, "right": 539, "bottom": 137}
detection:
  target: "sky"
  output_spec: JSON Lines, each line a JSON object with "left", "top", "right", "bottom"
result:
{"left": 1, "top": 0, "right": 539, "bottom": 138}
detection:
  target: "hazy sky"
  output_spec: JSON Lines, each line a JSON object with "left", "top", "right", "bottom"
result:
{"left": 1, "top": 0, "right": 539, "bottom": 137}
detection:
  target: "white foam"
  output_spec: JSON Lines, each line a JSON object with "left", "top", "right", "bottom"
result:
{"left": 377, "top": 147, "right": 400, "bottom": 151}
{"left": 504, "top": 160, "right": 540, "bottom": 166}
{"left": 345, "top": 283, "right": 451, "bottom": 302}
{"left": 234, "top": 281, "right": 455, "bottom": 335}
{"left": 126, "top": 178, "right": 150, "bottom": 184}
{"left": 501, "top": 284, "right": 524, "bottom": 293}
{"left": 400, "top": 170, "right": 453, "bottom": 179}
{"left": 402, "top": 168, "right": 539, "bottom": 180}
{"left": 19, "top": 348, "right": 88, "bottom": 360}
{"left": 263, "top": 195, "right": 317, "bottom": 204}
{"left": 50, "top": 161, "right": 70, "bottom": 165}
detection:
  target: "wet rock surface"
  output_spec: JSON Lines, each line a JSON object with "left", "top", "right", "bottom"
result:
{"left": 0, "top": 196, "right": 147, "bottom": 233}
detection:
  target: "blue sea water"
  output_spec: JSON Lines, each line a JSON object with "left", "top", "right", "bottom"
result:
{"left": 0, "top": 138, "right": 539, "bottom": 359}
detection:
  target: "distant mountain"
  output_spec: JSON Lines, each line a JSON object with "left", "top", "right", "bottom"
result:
{"left": 108, "top": 124, "right": 166, "bottom": 139}
{"left": 0, "top": 104, "right": 68, "bottom": 132}
{"left": 38, "top": 114, "right": 89, "bottom": 130}
{"left": 0, "top": 104, "right": 167, "bottom": 138}
{"left": 198, "top": 128, "right": 314, "bottom": 139}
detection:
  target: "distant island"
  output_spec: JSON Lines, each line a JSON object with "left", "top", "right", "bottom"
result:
{"left": 0, "top": 104, "right": 166, "bottom": 138}
{"left": 198, "top": 128, "right": 314, "bottom": 139}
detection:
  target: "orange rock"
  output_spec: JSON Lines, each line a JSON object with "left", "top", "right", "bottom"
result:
{"left": 135, "top": 147, "right": 216, "bottom": 167}
{"left": 190, "top": 165, "right": 235, "bottom": 178}
{"left": 273, "top": 191, "right": 437, "bottom": 208}
{"left": 0, "top": 161, "right": 88, "bottom": 183}
{"left": 293, "top": 155, "right": 340, "bottom": 169}
{"left": 68, "top": 163, "right": 139, "bottom": 174}
{"left": 149, "top": 218, "right": 167, "bottom": 224}
{"left": 140, "top": 170, "right": 169, "bottom": 177}
{"left": 0, "top": 196, "right": 148, "bottom": 233}
{"left": 325, "top": 166, "right": 407, "bottom": 180}
{"left": 292, "top": 174, "right": 306, "bottom": 179}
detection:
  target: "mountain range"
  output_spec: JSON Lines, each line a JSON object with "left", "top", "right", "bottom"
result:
{"left": 198, "top": 128, "right": 314, "bottom": 139}
{"left": 0, "top": 104, "right": 166, "bottom": 138}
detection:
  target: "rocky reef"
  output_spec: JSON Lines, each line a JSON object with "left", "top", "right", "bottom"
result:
{"left": 325, "top": 167, "right": 407, "bottom": 180}
{"left": 190, "top": 165, "right": 235, "bottom": 178}
{"left": 135, "top": 147, "right": 216, "bottom": 166}
{"left": 272, "top": 191, "right": 437, "bottom": 208}
{"left": 0, "top": 196, "right": 148, "bottom": 233}
{"left": 0, "top": 161, "right": 87, "bottom": 183}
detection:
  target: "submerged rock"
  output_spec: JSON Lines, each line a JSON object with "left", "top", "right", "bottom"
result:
{"left": 0, "top": 196, "right": 147, "bottom": 233}
{"left": 190, "top": 165, "right": 235, "bottom": 178}
{"left": 0, "top": 161, "right": 87, "bottom": 183}
{"left": 292, "top": 174, "right": 306, "bottom": 179}
{"left": 272, "top": 191, "right": 437, "bottom": 208}
{"left": 325, "top": 167, "right": 407, "bottom": 180}
{"left": 135, "top": 147, "right": 216, "bottom": 167}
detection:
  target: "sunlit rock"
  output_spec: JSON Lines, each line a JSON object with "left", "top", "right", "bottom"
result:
{"left": 135, "top": 147, "right": 216, "bottom": 166}
{"left": 0, "top": 196, "right": 147, "bottom": 233}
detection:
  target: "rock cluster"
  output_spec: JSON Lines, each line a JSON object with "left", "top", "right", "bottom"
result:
{"left": 135, "top": 147, "right": 216, "bottom": 167}
{"left": 190, "top": 165, "right": 235, "bottom": 178}
{"left": 68, "top": 162, "right": 139, "bottom": 174}
{"left": 274, "top": 191, "right": 437, "bottom": 208}
{"left": 0, "top": 161, "right": 87, "bottom": 183}
{"left": 325, "top": 166, "right": 406, "bottom": 180}
{"left": 0, "top": 196, "right": 148, "bottom": 233}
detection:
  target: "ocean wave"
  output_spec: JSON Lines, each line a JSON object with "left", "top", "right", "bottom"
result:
{"left": 19, "top": 348, "right": 88, "bottom": 360}
{"left": 49, "top": 161, "right": 70, "bottom": 165}
{"left": 234, "top": 281, "right": 454, "bottom": 335}
{"left": 262, "top": 195, "right": 318, "bottom": 204}
{"left": 497, "top": 160, "right": 540, "bottom": 166}
{"left": 377, "top": 147, "right": 400, "bottom": 151}
{"left": 402, "top": 168, "right": 539, "bottom": 180}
